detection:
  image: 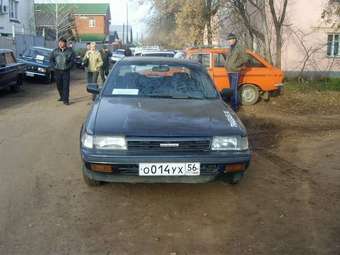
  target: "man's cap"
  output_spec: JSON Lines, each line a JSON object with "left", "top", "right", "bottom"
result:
{"left": 227, "top": 33, "right": 237, "bottom": 40}
{"left": 58, "top": 37, "right": 67, "bottom": 43}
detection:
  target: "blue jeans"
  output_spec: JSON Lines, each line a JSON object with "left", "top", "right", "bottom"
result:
{"left": 228, "top": 72, "right": 240, "bottom": 111}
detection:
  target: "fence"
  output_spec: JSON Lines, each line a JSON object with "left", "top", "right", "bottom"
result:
{"left": 0, "top": 34, "right": 56, "bottom": 56}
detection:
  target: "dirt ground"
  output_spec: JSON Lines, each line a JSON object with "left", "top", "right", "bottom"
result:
{"left": 0, "top": 72, "right": 339, "bottom": 255}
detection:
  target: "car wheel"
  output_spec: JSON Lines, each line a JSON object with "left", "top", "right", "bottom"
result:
{"left": 225, "top": 172, "right": 244, "bottom": 185}
{"left": 82, "top": 167, "right": 102, "bottom": 187}
{"left": 240, "top": 84, "right": 260, "bottom": 105}
{"left": 45, "top": 72, "right": 54, "bottom": 84}
{"left": 10, "top": 75, "right": 23, "bottom": 92}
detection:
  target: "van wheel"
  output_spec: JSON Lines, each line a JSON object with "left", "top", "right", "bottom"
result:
{"left": 240, "top": 84, "right": 260, "bottom": 105}
{"left": 82, "top": 171, "right": 102, "bottom": 187}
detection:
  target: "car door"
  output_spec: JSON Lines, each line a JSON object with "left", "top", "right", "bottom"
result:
{"left": 0, "top": 53, "right": 9, "bottom": 88}
{"left": 212, "top": 52, "right": 230, "bottom": 91}
{"left": 4, "top": 52, "right": 18, "bottom": 85}
{"left": 241, "top": 53, "right": 273, "bottom": 91}
{"left": 188, "top": 53, "right": 213, "bottom": 78}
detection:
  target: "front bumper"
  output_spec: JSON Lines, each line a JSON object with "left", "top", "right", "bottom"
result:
{"left": 81, "top": 149, "right": 251, "bottom": 183}
{"left": 25, "top": 71, "right": 48, "bottom": 78}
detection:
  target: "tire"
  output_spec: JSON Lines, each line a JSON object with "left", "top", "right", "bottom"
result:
{"left": 82, "top": 166, "right": 102, "bottom": 187}
{"left": 44, "top": 72, "right": 54, "bottom": 84}
{"left": 240, "top": 84, "right": 260, "bottom": 105}
{"left": 10, "top": 75, "right": 23, "bottom": 92}
{"left": 225, "top": 172, "right": 244, "bottom": 185}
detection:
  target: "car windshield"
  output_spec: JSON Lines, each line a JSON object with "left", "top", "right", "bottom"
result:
{"left": 103, "top": 63, "right": 218, "bottom": 99}
{"left": 114, "top": 50, "right": 125, "bottom": 55}
{"left": 23, "top": 48, "right": 51, "bottom": 60}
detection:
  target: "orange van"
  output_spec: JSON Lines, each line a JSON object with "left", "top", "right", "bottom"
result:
{"left": 186, "top": 48, "right": 284, "bottom": 105}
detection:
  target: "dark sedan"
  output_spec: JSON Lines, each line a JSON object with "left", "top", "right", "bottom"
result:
{"left": 0, "top": 49, "right": 25, "bottom": 92}
{"left": 80, "top": 57, "right": 251, "bottom": 186}
{"left": 18, "top": 47, "right": 54, "bottom": 83}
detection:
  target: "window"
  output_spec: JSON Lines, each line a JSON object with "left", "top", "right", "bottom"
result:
{"left": 214, "top": 53, "right": 226, "bottom": 67}
{"left": 327, "top": 34, "right": 339, "bottom": 57}
{"left": 103, "top": 63, "right": 218, "bottom": 99}
{"left": 89, "top": 18, "right": 96, "bottom": 28}
{"left": 5, "top": 52, "right": 15, "bottom": 64}
{"left": 189, "top": 54, "right": 211, "bottom": 68}
{"left": 9, "top": 0, "right": 18, "bottom": 20}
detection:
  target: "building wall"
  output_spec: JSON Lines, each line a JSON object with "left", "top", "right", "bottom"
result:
{"left": 0, "top": 0, "right": 35, "bottom": 36}
{"left": 282, "top": 0, "right": 340, "bottom": 75}
{"left": 75, "top": 15, "right": 106, "bottom": 35}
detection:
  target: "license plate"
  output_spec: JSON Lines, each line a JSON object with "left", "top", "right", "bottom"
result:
{"left": 139, "top": 163, "right": 200, "bottom": 176}
{"left": 25, "top": 71, "right": 35, "bottom": 77}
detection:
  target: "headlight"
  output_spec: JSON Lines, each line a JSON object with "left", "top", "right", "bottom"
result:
{"left": 81, "top": 132, "right": 93, "bottom": 149}
{"left": 211, "top": 136, "right": 248, "bottom": 151}
{"left": 38, "top": 67, "right": 46, "bottom": 73}
{"left": 94, "top": 136, "right": 127, "bottom": 150}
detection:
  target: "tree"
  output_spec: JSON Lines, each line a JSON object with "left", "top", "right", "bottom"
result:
{"left": 34, "top": 2, "right": 76, "bottom": 41}
{"left": 268, "top": 0, "right": 288, "bottom": 68}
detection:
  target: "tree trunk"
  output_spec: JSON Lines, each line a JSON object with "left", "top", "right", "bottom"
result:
{"left": 207, "top": 17, "right": 212, "bottom": 45}
{"left": 275, "top": 30, "right": 282, "bottom": 68}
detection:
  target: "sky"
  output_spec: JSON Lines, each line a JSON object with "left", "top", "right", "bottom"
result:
{"left": 34, "top": 0, "right": 150, "bottom": 35}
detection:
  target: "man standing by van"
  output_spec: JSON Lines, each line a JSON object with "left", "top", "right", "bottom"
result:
{"left": 50, "top": 38, "right": 75, "bottom": 105}
{"left": 224, "top": 33, "right": 248, "bottom": 110}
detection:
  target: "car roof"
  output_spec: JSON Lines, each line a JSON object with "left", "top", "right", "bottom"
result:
{"left": 32, "top": 46, "right": 53, "bottom": 52}
{"left": 119, "top": 57, "right": 203, "bottom": 68}
{"left": 0, "top": 49, "right": 14, "bottom": 54}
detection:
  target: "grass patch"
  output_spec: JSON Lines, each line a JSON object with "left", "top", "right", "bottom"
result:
{"left": 285, "top": 78, "right": 340, "bottom": 92}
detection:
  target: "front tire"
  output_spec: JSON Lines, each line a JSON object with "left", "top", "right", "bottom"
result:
{"left": 240, "top": 84, "right": 260, "bottom": 105}
{"left": 224, "top": 172, "right": 244, "bottom": 185}
{"left": 10, "top": 75, "right": 23, "bottom": 92}
{"left": 82, "top": 171, "right": 102, "bottom": 187}
{"left": 45, "top": 72, "right": 54, "bottom": 84}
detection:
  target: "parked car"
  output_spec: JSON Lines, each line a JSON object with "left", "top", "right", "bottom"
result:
{"left": 111, "top": 49, "right": 126, "bottom": 64}
{"left": 80, "top": 57, "right": 251, "bottom": 186}
{"left": 186, "top": 48, "right": 284, "bottom": 105}
{"left": 0, "top": 49, "right": 25, "bottom": 92}
{"left": 18, "top": 47, "right": 54, "bottom": 83}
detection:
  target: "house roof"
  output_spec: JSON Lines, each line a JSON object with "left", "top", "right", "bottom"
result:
{"left": 34, "top": 3, "right": 110, "bottom": 16}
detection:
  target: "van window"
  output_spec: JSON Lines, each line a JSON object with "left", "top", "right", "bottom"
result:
{"left": 5, "top": 52, "right": 15, "bottom": 64}
{"left": 190, "top": 54, "right": 210, "bottom": 68}
{"left": 246, "top": 54, "right": 265, "bottom": 67}
{"left": 214, "top": 53, "right": 226, "bottom": 67}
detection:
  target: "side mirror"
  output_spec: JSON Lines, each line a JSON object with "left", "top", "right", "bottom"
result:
{"left": 87, "top": 83, "right": 100, "bottom": 95}
{"left": 221, "top": 88, "right": 233, "bottom": 101}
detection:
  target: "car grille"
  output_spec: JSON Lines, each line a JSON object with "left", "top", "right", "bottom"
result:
{"left": 27, "top": 65, "right": 37, "bottom": 71}
{"left": 127, "top": 138, "right": 211, "bottom": 152}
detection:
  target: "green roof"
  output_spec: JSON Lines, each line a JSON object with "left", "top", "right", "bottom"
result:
{"left": 34, "top": 3, "right": 110, "bottom": 15}
{"left": 79, "top": 34, "right": 107, "bottom": 42}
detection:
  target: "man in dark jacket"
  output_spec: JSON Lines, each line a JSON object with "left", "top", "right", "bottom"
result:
{"left": 224, "top": 33, "right": 248, "bottom": 110}
{"left": 50, "top": 38, "right": 75, "bottom": 105}
{"left": 99, "top": 45, "right": 112, "bottom": 83}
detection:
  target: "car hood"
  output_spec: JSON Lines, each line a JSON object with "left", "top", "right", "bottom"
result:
{"left": 91, "top": 97, "right": 246, "bottom": 137}
{"left": 19, "top": 57, "right": 50, "bottom": 68}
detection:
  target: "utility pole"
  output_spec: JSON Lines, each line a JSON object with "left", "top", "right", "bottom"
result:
{"left": 55, "top": 2, "right": 59, "bottom": 42}
{"left": 126, "top": 2, "right": 129, "bottom": 44}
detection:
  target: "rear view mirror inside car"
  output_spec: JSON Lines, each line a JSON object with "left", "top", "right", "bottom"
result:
{"left": 152, "top": 65, "right": 170, "bottom": 72}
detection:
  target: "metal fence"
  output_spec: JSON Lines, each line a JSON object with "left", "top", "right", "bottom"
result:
{"left": 0, "top": 35, "right": 56, "bottom": 56}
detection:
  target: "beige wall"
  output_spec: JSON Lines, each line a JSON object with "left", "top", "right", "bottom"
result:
{"left": 282, "top": 0, "right": 340, "bottom": 74}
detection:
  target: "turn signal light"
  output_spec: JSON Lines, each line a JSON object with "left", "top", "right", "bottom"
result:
{"left": 224, "top": 164, "right": 245, "bottom": 173}
{"left": 90, "top": 164, "right": 112, "bottom": 173}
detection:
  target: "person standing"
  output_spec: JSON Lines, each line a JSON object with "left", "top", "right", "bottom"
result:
{"left": 50, "top": 37, "right": 75, "bottom": 105}
{"left": 83, "top": 42, "right": 103, "bottom": 84}
{"left": 99, "top": 45, "right": 112, "bottom": 83}
{"left": 224, "top": 33, "right": 248, "bottom": 111}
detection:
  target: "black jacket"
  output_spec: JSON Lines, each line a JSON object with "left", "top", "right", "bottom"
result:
{"left": 50, "top": 47, "right": 75, "bottom": 71}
